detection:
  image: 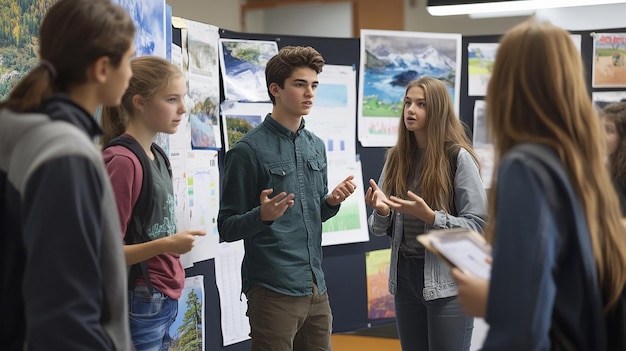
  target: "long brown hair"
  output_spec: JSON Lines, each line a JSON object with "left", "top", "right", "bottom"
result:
{"left": 100, "top": 56, "right": 183, "bottom": 146}
{"left": 382, "top": 76, "right": 479, "bottom": 213}
{"left": 601, "top": 102, "right": 626, "bottom": 183}
{"left": 0, "top": 0, "right": 135, "bottom": 112}
{"left": 486, "top": 19, "right": 626, "bottom": 309}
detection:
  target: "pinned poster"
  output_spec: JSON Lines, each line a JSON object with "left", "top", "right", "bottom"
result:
{"left": 592, "top": 33, "right": 626, "bottom": 88}
{"left": 168, "top": 275, "right": 205, "bottom": 351}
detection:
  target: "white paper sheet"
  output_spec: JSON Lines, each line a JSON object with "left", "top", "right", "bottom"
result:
{"left": 215, "top": 241, "right": 250, "bottom": 346}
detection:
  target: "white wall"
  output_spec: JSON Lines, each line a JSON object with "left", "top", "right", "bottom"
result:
{"left": 242, "top": 2, "right": 528, "bottom": 38}
{"left": 403, "top": 1, "right": 626, "bottom": 35}
{"left": 166, "top": 0, "right": 240, "bottom": 31}
{"left": 165, "top": 1, "right": 626, "bottom": 36}
{"left": 535, "top": 4, "right": 626, "bottom": 31}
{"left": 243, "top": 2, "right": 352, "bottom": 38}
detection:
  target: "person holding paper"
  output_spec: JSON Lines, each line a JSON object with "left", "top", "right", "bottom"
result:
{"left": 452, "top": 19, "right": 626, "bottom": 350}
{"left": 218, "top": 46, "right": 357, "bottom": 351}
{"left": 101, "top": 56, "right": 206, "bottom": 351}
{"left": 600, "top": 101, "right": 626, "bottom": 216}
{"left": 365, "top": 76, "right": 487, "bottom": 351}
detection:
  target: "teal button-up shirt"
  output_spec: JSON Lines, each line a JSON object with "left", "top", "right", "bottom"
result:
{"left": 218, "top": 114, "right": 340, "bottom": 296}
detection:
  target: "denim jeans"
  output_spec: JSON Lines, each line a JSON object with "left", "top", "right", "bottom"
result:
{"left": 128, "top": 286, "right": 178, "bottom": 351}
{"left": 395, "top": 255, "right": 473, "bottom": 351}
{"left": 245, "top": 283, "right": 333, "bottom": 351}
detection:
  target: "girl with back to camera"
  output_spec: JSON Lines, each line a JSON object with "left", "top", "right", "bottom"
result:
{"left": 452, "top": 19, "right": 626, "bottom": 350}
{"left": 365, "top": 76, "right": 487, "bottom": 351}
{"left": 0, "top": 0, "right": 135, "bottom": 349}
{"left": 100, "top": 56, "right": 205, "bottom": 351}
{"left": 600, "top": 101, "right": 626, "bottom": 216}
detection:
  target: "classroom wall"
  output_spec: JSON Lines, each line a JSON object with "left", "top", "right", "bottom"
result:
{"left": 244, "top": 2, "right": 353, "bottom": 38}
{"left": 167, "top": 0, "right": 240, "bottom": 31}
{"left": 166, "top": 0, "right": 626, "bottom": 38}
{"left": 165, "top": 0, "right": 530, "bottom": 35}
{"left": 535, "top": 3, "right": 626, "bottom": 30}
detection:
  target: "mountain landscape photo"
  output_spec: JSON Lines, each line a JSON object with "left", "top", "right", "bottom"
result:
{"left": 362, "top": 34, "right": 459, "bottom": 118}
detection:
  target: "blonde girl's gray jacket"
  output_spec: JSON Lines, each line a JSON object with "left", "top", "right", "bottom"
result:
{"left": 368, "top": 148, "right": 488, "bottom": 300}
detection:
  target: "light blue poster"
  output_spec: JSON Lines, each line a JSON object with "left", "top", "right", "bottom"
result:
{"left": 116, "top": 0, "right": 166, "bottom": 58}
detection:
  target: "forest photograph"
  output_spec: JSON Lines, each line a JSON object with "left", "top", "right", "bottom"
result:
{"left": 0, "top": 0, "right": 56, "bottom": 100}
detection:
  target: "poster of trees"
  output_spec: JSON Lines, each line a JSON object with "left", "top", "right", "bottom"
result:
{"left": 169, "top": 276, "right": 204, "bottom": 351}
{"left": 0, "top": 0, "right": 56, "bottom": 100}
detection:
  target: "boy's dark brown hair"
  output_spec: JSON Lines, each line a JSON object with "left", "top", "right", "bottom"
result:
{"left": 265, "top": 46, "right": 325, "bottom": 104}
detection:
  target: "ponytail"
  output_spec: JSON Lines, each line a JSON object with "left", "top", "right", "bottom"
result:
{"left": 100, "top": 105, "right": 128, "bottom": 147}
{"left": 0, "top": 65, "right": 55, "bottom": 112}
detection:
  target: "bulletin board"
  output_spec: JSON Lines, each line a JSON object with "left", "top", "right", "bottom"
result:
{"left": 175, "top": 27, "right": 394, "bottom": 351}
{"left": 460, "top": 26, "right": 626, "bottom": 138}
{"left": 177, "top": 23, "right": 626, "bottom": 351}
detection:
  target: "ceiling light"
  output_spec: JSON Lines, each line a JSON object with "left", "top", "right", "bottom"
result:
{"left": 427, "top": 0, "right": 626, "bottom": 16}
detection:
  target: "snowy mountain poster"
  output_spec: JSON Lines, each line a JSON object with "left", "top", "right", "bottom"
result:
{"left": 358, "top": 29, "right": 461, "bottom": 147}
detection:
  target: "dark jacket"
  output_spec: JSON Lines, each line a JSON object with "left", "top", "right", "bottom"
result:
{"left": 0, "top": 95, "right": 132, "bottom": 350}
{"left": 482, "top": 143, "right": 606, "bottom": 351}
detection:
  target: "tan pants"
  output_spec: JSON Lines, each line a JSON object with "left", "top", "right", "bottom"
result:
{"left": 245, "top": 283, "right": 333, "bottom": 351}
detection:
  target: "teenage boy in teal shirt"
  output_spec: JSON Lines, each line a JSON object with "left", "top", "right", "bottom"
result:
{"left": 218, "top": 45, "right": 357, "bottom": 351}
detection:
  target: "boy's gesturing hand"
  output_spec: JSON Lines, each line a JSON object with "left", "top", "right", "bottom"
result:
{"left": 327, "top": 175, "right": 357, "bottom": 207}
{"left": 259, "top": 188, "right": 295, "bottom": 222}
